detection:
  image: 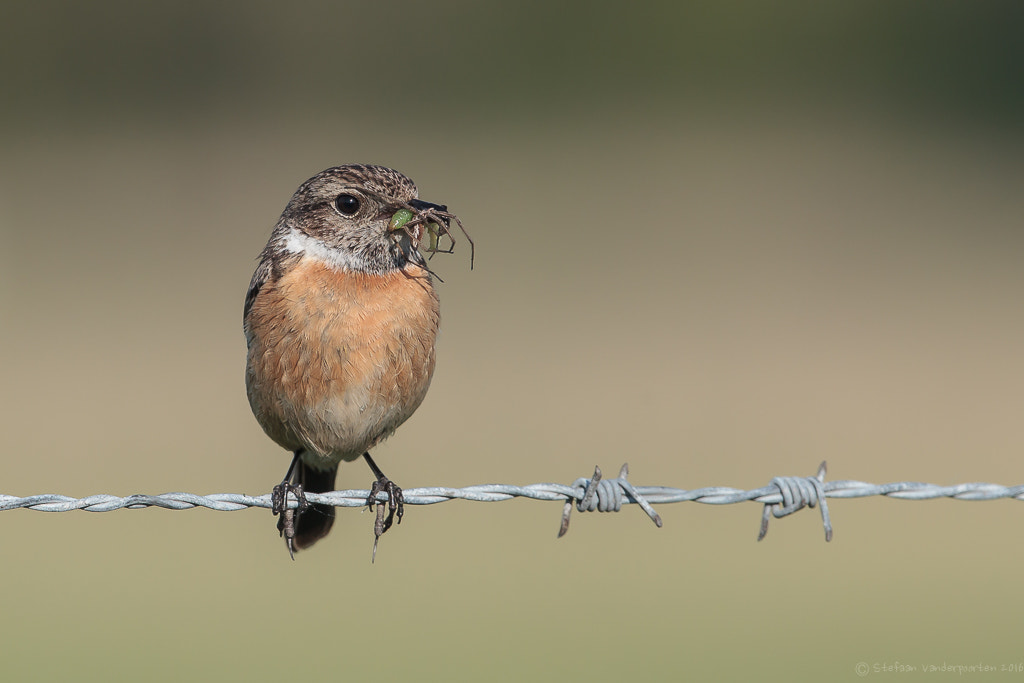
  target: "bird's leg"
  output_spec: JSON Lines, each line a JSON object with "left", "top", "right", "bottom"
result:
{"left": 362, "top": 451, "right": 404, "bottom": 561}
{"left": 272, "top": 450, "right": 310, "bottom": 559}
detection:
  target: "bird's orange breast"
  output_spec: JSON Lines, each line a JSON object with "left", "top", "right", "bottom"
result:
{"left": 245, "top": 258, "right": 440, "bottom": 463}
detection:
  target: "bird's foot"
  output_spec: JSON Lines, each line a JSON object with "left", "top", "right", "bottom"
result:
{"left": 365, "top": 475, "right": 404, "bottom": 562}
{"left": 272, "top": 480, "right": 309, "bottom": 560}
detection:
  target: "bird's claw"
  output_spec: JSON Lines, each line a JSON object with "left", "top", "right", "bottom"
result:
{"left": 366, "top": 477, "right": 403, "bottom": 562}
{"left": 272, "top": 480, "right": 309, "bottom": 560}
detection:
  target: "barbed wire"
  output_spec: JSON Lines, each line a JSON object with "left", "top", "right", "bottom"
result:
{"left": 2, "top": 461, "right": 1023, "bottom": 540}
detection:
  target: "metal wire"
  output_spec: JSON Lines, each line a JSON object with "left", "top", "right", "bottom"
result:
{"left": 2, "top": 461, "right": 1023, "bottom": 539}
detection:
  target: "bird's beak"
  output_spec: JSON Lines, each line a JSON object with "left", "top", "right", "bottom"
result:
{"left": 409, "top": 199, "right": 448, "bottom": 213}
{"left": 388, "top": 200, "right": 448, "bottom": 233}
{"left": 408, "top": 199, "right": 451, "bottom": 232}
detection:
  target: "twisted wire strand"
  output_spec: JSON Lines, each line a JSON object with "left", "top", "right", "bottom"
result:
{"left": 3, "top": 480, "right": 1024, "bottom": 512}
{"left": 4, "top": 481, "right": 1024, "bottom": 512}
{"left": 3, "top": 460, "right": 1024, "bottom": 543}
{"left": 6, "top": 476, "right": 1023, "bottom": 511}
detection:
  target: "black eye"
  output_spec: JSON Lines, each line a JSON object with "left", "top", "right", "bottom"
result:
{"left": 334, "top": 194, "right": 361, "bottom": 216}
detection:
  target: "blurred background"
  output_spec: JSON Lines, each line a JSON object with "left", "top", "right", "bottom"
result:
{"left": 1, "top": 1, "right": 1022, "bottom": 680}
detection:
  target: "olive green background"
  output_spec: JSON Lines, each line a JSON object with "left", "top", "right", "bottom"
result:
{"left": 2, "top": 2, "right": 1023, "bottom": 680}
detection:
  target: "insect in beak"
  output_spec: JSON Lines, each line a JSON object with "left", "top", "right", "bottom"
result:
{"left": 388, "top": 199, "right": 474, "bottom": 269}
{"left": 389, "top": 209, "right": 415, "bottom": 233}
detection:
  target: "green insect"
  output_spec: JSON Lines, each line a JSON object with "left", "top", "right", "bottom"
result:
{"left": 388, "top": 209, "right": 414, "bottom": 232}
{"left": 390, "top": 208, "right": 445, "bottom": 254}
{"left": 424, "top": 222, "right": 441, "bottom": 253}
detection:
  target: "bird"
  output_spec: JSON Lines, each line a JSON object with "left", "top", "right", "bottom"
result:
{"left": 243, "top": 164, "right": 467, "bottom": 558}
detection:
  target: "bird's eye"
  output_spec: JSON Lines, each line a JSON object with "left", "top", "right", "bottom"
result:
{"left": 334, "top": 194, "right": 361, "bottom": 216}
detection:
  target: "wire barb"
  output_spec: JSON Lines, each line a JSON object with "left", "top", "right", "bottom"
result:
{"left": 557, "top": 463, "right": 663, "bottom": 537}
{"left": 757, "top": 461, "right": 832, "bottom": 542}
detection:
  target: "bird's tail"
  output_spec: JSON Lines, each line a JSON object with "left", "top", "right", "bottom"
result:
{"left": 291, "top": 460, "right": 337, "bottom": 551}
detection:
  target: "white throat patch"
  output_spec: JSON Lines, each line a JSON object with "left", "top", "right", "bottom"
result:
{"left": 280, "top": 227, "right": 371, "bottom": 272}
